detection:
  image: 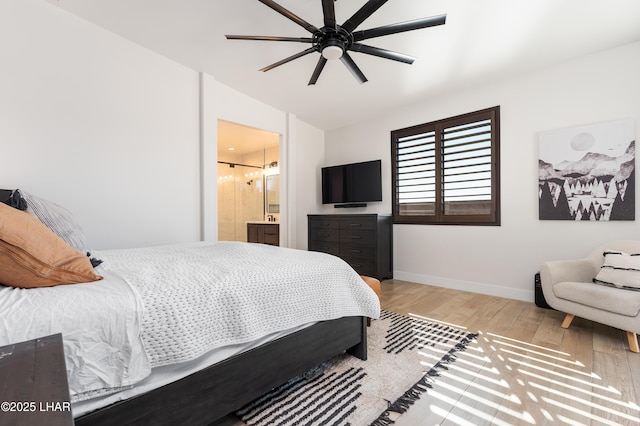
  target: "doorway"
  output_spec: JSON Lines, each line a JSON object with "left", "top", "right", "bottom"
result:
{"left": 217, "top": 120, "right": 280, "bottom": 242}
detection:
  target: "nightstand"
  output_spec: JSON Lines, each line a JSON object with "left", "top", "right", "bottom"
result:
{"left": 0, "top": 333, "right": 73, "bottom": 426}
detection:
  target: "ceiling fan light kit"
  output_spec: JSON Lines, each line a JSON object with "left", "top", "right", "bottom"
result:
{"left": 226, "top": 0, "right": 446, "bottom": 85}
{"left": 321, "top": 43, "right": 344, "bottom": 60}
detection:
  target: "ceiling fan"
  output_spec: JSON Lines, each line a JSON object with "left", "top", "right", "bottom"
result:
{"left": 226, "top": 0, "right": 446, "bottom": 85}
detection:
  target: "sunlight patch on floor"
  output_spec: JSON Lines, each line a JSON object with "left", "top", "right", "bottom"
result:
{"left": 416, "top": 329, "right": 640, "bottom": 424}
{"left": 534, "top": 383, "right": 640, "bottom": 424}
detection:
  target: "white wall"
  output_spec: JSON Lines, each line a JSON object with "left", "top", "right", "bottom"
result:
{"left": 0, "top": 0, "right": 201, "bottom": 249}
{"left": 0, "top": 0, "right": 325, "bottom": 251}
{"left": 292, "top": 120, "right": 325, "bottom": 249}
{"left": 325, "top": 41, "right": 640, "bottom": 301}
{"left": 200, "top": 75, "right": 324, "bottom": 248}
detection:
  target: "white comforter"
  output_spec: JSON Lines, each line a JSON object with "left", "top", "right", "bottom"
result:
{"left": 0, "top": 241, "right": 380, "bottom": 400}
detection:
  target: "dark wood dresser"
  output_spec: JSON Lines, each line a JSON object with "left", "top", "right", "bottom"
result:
{"left": 308, "top": 214, "right": 392, "bottom": 280}
{"left": 0, "top": 333, "right": 73, "bottom": 426}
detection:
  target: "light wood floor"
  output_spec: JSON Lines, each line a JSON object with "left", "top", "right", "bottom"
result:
{"left": 215, "top": 279, "right": 640, "bottom": 425}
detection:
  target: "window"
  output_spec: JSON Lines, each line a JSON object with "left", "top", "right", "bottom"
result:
{"left": 391, "top": 106, "right": 500, "bottom": 225}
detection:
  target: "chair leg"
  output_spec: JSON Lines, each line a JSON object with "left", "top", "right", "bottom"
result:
{"left": 627, "top": 331, "right": 639, "bottom": 353}
{"left": 561, "top": 313, "right": 575, "bottom": 329}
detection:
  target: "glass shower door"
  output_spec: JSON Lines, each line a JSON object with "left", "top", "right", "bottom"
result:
{"left": 217, "top": 163, "right": 263, "bottom": 242}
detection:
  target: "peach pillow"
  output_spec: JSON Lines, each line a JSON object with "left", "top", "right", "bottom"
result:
{"left": 0, "top": 202, "right": 102, "bottom": 288}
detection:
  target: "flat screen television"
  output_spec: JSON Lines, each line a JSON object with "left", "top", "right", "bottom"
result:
{"left": 321, "top": 160, "right": 382, "bottom": 206}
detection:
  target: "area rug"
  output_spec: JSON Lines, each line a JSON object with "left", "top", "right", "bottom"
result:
{"left": 236, "top": 310, "right": 477, "bottom": 426}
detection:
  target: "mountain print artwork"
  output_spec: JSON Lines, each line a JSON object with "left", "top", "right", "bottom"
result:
{"left": 538, "top": 119, "right": 635, "bottom": 221}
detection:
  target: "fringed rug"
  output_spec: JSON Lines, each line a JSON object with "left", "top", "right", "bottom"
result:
{"left": 236, "top": 310, "right": 477, "bottom": 426}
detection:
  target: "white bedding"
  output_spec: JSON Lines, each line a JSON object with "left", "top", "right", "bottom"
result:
{"left": 0, "top": 269, "right": 149, "bottom": 397}
{"left": 0, "top": 241, "right": 380, "bottom": 404}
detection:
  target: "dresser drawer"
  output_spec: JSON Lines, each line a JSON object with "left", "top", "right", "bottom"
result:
{"left": 339, "top": 243, "right": 375, "bottom": 260}
{"left": 338, "top": 218, "right": 375, "bottom": 231}
{"left": 309, "top": 218, "right": 340, "bottom": 230}
{"left": 339, "top": 229, "right": 374, "bottom": 245}
{"left": 309, "top": 241, "right": 340, "bottom": 256}
{"left": 342, "top": 258, "right": 376, "bottom": 277}
{"left": 310, "top": 228, "right": 340, "bottom": 242}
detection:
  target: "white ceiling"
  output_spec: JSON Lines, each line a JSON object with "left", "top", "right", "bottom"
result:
{"left": 218, "top": 120, "right": 280, "bottom": 156}
{"left": 49, "top": 0, "right": 640, "bottom": 130}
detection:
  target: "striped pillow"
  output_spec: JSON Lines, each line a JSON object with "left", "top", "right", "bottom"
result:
{"left": 593, "top": 250, "right": 640, "bottom": 290}
{"left": 22, "top": 191, "right": 87, "bottom": 254}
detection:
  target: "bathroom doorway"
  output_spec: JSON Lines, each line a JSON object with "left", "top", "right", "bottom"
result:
{"left": 217, "top": 120, "right": 280, "bottom": 242}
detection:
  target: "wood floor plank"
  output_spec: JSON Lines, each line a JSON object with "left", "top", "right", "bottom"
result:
{"left": 590, "top": 350, "right": 640, "bottom": 425}
{"left": 214, "top": 279, "right": 640, "bottom": 426}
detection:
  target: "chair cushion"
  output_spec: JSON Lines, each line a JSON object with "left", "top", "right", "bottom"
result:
{"left": 553, "top": 281, "right": 640, "bottom": 317}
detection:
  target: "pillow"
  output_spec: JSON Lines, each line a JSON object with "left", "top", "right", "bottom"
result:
{"left": 593, "top": 250, "right": 640, "bottom": 290}
{"left": 21, "top": 191, "right": 87, "bottom": 253}
{"left": 0, "top": 202, "right": 102, "bottom": 288}
{"left": 1, "top": 189, "right": 27, "bottom": 210}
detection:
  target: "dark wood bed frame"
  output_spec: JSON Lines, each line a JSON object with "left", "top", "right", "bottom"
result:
{"left": 75, "top": 316, "right": 367, "bottom": 426}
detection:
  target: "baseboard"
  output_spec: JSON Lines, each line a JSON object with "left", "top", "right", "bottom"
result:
{"left": 392, "top": 270, "right": 534, "bottom": 303}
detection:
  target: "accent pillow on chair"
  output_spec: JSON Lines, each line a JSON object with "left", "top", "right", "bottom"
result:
{"left": 0, "top": 202, "right": 102, "bottom": 288}
{"left": 593, "top": 250, "right": 640, "bottom": 290}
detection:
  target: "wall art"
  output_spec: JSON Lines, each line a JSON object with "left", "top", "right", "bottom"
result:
{"left": 538, "top": 119, "right": 635, "bottom": 221}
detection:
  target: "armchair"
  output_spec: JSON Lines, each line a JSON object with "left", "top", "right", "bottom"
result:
{"left": 540, "top": 240, "right": 640, "bottom": 353}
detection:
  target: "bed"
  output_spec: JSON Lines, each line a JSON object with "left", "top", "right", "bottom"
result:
{"left": 0, "top": 191, "right": 380, "bottom": 425}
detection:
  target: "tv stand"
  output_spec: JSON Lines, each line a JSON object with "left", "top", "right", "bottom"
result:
{"left": 334, "top": 203, "right": 367, "bottom": 208}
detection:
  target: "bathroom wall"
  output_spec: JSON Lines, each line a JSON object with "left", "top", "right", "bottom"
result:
{"left": 217, "top": 145, "right": 280, "bottom": 242}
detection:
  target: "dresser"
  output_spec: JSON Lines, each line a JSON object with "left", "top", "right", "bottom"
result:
{"left": 308, "top": 214, "right": 392, "bottom": 281}
{"left": 247, "top": 222, "right": 279, "bottom": 246}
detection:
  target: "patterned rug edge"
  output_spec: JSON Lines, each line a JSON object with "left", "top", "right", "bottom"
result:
{"left": 237, "top": 311, "right": 479, "bottom": 426}
{"left": 370, "top": 322, "right": 478, "bottom": 426}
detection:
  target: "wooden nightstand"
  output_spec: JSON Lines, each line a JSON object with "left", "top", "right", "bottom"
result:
{"left": 0, "top": 333, "right": 73, "bottom": 426}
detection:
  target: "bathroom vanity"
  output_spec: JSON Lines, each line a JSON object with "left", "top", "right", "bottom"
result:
{"left": 247, "top": 222, "right": 279, "bottom": 246}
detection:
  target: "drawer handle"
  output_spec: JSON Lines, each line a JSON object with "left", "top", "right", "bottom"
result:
{"left": 349, "top": 223, "right": 362, "bottom": 227}
{"left": 350, "top": 249, "right": 361, "bottom": 253}
{"left": 320, "top": 233, "right": 330, "bottom": 237}
{"left": 349, "top": 235, "right": 362, "bottom": 239}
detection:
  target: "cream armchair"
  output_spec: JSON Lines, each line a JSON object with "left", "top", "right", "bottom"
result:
{"left": 540, "top": 240, "right": 640, "bottom": 353}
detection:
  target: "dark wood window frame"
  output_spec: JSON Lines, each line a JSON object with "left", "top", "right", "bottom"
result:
{"left": 391, "top": 106, "right": 501, "bottom": 225}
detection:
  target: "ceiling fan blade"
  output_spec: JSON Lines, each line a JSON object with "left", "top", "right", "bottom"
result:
{"left": 353, "top": 14, "right": 446, "bottom": 42}
{"left": 322, "top": 0, "right": 337, "bottom": 29}
{"left": 260, "top": 47, "right": 316, "bottom": 72}
{"left": 349, "top": 43, "right": 415, "bottom": 64}
{"left": 226, "top": 35, "right": 313, "bottom": 43}
{"left": 341, "top": 0, "right": 389, "bottom": 33}
{"left": 258, "top": 0, "right": 318, "bottom": 34}
{"left": 340, "top": 53, "right": 368, "bottom": 84}
{"left": 308, "top": 56, "right": 328, "bottom": 85}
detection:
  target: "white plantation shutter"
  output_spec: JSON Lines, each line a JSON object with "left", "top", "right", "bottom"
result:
{"left": 392, "top": 107, "right": 500, "bottom": 225}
